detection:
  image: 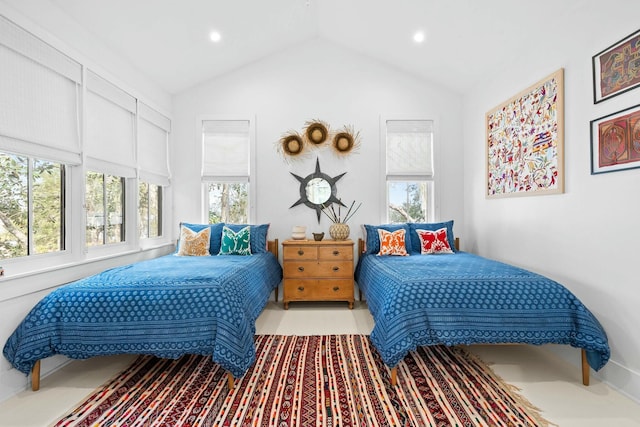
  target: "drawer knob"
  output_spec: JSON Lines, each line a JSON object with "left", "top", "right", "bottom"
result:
{"left": 333, "top": 286, "right": 339, "bottom": 291}
{"left": 332, "top": 266, "right": 340, "bottom": 271}
{"left": 298, "top": 266, "right": 305, "bottom": 272}
{"left": 298, "top": 286, "right": 305, "bottom": 291}
{"left": 332, "top": 250, "right": 339, "bottom": 256}
{"left": 297, "top": 250, "right": 304, "bottom": 256}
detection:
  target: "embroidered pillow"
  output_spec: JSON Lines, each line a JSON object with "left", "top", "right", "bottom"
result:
{"left": 176, "top": 225, "right": 211, "bottom": 256}
{"left": 219, "top": 225, "right": 251, "bottom": 255}
{"left": 363, "top": 223, "right": 411, "bottom": 254}
{"left": 377, "top": 228, "right": 408, "bottom": 256}
{"left": 408, "top": 220, "right": 456, "bottom": 254}
{"left": 416, "top": 227, "right": 454, "bottom": 254}
{"left": 177, "top": 222, "right": 225, "bottom": 255}
{"left": 224, "top": 223, "right": 269, "bottom": 254}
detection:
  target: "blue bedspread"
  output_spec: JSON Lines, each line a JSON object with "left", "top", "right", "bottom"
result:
{"left": 4, "top": 253, "right": 282, "bottom": 378}
{"left": 355, "top": 252, "right": 610, "bottom": 371}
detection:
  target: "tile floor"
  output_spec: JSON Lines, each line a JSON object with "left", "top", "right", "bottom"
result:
{"left": 0, "top": 300, "right": 639, "bottom": 426}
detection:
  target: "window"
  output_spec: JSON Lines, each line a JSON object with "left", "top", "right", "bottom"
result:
{"left": 139, "top": 182, "right": 162, "bottom": 238}
{"left": 85, "top": 171, "right": 125, "bottom": 246}
{"left": 201, "top": 118, "right": 253, "bottom": 223}
{"left": 0, "top": 152, "right": 65, "bottom": 258}
{"left": 384, "top": 119, "right": 434, "bottom": 223}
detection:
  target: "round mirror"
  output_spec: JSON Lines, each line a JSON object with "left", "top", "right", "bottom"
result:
{"left": 290, "top": 158, "right": 346, "bottom": 222}
{"left": 306, "top": 178, "right": 331, "bottom": 205}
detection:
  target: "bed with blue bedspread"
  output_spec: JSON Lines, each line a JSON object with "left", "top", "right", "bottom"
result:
{"left": 4, "top": 248, "right": 282, "bottom": 387}
{"left": 355, "top": 223, "right": 610, "bottom": 385}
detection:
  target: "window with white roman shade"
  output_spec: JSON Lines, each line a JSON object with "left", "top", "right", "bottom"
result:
{"left": 138, "top": 102, "right": 171, "bottom": 186}
{"left": 386, "top": 119, "right": 434, "bottom": 177}
{"left": 384, "top": 118, "right": 435, "bottom": 223}
{"left": 84, "top": 70, "right": 136, "bottom": 177}
{"left": 202, "top": 119, "right": 250, "bottom": 179}
{"left": 201, "top": 118, "right": 254, "bottom": 223}
{"left": 0, "top": 15, "right": 82, "bottom": 164}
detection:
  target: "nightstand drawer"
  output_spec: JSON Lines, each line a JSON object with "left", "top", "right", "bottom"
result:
{"left": 283, "top": 246, "right": 318, "bottom": 261}
{"left": 319, "top": 246, "right": 353, "bottom": 261}
{"left": 283, "top": 279, "right": 353, "bottom": 300}
{"left": 284, "top": 261, "right": 352, "bottom": 278}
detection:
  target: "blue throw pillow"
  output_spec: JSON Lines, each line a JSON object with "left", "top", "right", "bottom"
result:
{"left": 225, "top": 223, "right": 270, "bottom": 254}
{"left": 407, "top": 220, "right": 456, "bottom": 254}
{"left": 179, "top": 222, "right": 225, "bottom": 255}
{"left": 363, "top": 223, "right": 411, "bottom": 254}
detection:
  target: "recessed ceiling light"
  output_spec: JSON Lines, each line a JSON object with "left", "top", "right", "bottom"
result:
{"left": 413, "top": 31, "right": 425, "bottom": 44}
{"left": 209, "top": 31, "right": 221, "bottom": 43}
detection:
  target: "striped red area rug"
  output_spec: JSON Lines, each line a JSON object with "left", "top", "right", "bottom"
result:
{"left": 53, "top": 335, "right": 550, "bottom": 426}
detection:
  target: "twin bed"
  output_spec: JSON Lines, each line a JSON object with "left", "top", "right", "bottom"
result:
{"left": 355, "top": 221, "right": 610, "bottom": 386}
{"left": 3, "top": 223, "right": 282, "bottom": 390}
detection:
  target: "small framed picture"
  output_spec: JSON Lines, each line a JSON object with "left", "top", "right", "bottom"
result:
{"left": 592, "top": 29, "right": 640, "bottom": 104}
{"left": 590, "top": 103, "right": 640, "bottom": 174}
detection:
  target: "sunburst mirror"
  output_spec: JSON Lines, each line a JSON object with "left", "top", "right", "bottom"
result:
{"left": 290, "top": 158, "right": 346, "bottom": 222}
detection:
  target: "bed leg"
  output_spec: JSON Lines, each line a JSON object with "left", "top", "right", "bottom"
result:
{"left": 227, "top": 372, "right": 235, "bottom": 390}
{"left": 581, "top": 349, "right": 590, "bottom": 386}
{"left": 274, "top": 285, "right": 279, "bottom": 302}
{"left": 31, "top": 360, "right": 41, "bottom": 391}
{"left": 390, "top": 366, "right": 397, "bottom": 387}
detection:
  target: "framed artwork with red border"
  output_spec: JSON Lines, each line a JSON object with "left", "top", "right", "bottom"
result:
{"left": 592, "top": 29, "right": 640, "bottom": 104}
{"left": 590, "top": 103, "right": 640, "bottom": 174}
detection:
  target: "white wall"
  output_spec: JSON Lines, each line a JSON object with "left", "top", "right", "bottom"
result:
{"left": 172, "top": 37, "right": 464, "bottom": 250}
{"left": 462, "top": 7, "right": 640, "bottom": 401}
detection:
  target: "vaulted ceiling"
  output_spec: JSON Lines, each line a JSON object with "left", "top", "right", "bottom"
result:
{"left": 33, "top": 0, "right": 607, "bottom": 95}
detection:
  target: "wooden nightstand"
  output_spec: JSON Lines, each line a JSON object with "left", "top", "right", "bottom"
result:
{"left": 282, "top": 239, "right": 354, "bottom": 309}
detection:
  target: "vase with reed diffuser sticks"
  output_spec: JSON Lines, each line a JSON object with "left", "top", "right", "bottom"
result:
{"left": 321, "top": 200, "right": 361, "bottom": 241}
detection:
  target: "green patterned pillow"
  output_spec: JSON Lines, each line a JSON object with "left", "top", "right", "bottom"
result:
{"left": 219, "top": 225, "right": 251, "bottom": 255}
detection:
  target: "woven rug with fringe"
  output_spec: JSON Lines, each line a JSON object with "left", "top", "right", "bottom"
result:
{"left": 52, "top": 335, "right": 551, "bottom": 427}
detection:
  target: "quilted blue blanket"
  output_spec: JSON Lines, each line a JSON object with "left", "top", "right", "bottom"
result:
{"left": 355, "top": 252, "right": 610, "bottom": 371}
{"left": 4, "top": 253, "right": 282, "bottom": 378}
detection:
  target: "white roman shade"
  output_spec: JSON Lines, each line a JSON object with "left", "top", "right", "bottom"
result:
{"left": 138, "top": 102, "right": 171, "bottom": 186}
{"left": 202, "top": 119, "right": 250, "bottom": 180}
{"left": 0, "top": 15, "right": 82, "bottom": 164}
{"left": 386, "top": 120, "right": 434, "bottom": 177}
{"left": 85, "top": 70, "right": 136, "bottom": 177}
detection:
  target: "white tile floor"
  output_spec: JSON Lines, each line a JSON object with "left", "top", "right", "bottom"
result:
{"left": 1, "top": 300, "right": 639, "bottom": 426}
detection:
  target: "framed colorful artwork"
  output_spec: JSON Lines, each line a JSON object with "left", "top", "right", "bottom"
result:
{"left": 590, "top": 103, "right": 640, "bottom": 174}
{"left": 486, "top": 69, "right": 564, "bottom": 198}
{"left": 592, "top": 29, "right": 640, "bottom": 104}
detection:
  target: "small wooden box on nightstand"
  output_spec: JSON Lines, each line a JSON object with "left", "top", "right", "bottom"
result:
{"left": 282, "top": 239, "right": 354, "bottom": 309}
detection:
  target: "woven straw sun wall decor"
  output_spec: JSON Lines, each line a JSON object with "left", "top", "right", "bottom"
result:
{"left": 277, "top": 119, "right": 360, "bottom": 162}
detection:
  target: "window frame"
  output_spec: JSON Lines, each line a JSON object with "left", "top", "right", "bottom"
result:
{"left": 138, "top": 181, "right": 163, "bottom": 239}
{"left": 199, "top": 115, "right": 256, "bottom": 224}
{"left": 380, "top": 115, "right": 440, "bottom": 224}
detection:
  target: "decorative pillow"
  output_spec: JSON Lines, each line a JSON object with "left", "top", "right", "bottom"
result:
{"left": 224, "top": 223, "right": 269, "bottom": 254}
{"left": 178, "top": 222, "right": 225, "bottom": 255}
{"left": 408, "top": 220, "right": 456, "bottom": 254}
{"left": 377, "top": 228, "right": 408, "bottom": 256}
{"left": 416, "top": 227, "right": 454, "bottom": 254}
{"left": 363, "top": 224, "right": 411, "bottom": 254}
{"left": 176, "top": 225, "right": 211, "bottom": 256}
{"left": 219, "top": 225, "right": 251, "bottom": 255}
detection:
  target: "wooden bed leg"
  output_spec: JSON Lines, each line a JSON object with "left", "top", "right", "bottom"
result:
{"left": 581, "top": 349, "right": 590, "bottom": 386}
{"left": 390, "top": 367, "right": 397, "bottom": 387}
{"left": 274, "top": 285, "right": 279, "bottom": 302}
{"left": 31, "top": 360, "right": 41, "bottom": 391}
{"left": 227, "top": 372, "right": 235, "bottom": 390}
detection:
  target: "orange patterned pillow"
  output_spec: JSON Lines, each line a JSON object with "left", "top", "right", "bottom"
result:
{"left": 377, "top": 228, "right": 408, "bottom": 256}
{"left": 176, "top": 225, "right": 211, "bottom": 256}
